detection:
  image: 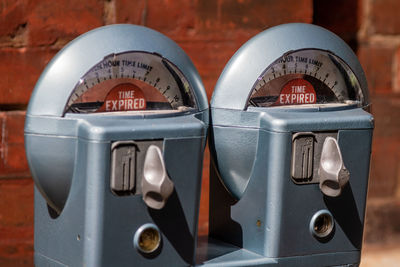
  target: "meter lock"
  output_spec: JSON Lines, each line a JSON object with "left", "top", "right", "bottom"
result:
{"left": 64, "top": 51, "right": 197, "bottom": 115}
{"left": 291, "top": 132, "right": 350, "bottom": 197}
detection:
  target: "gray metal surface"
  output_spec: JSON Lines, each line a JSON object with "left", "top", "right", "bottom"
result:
{"left": 25, "top": 112, "right": 207, "bottom": 214}
{"left": 211, "top": 23, "right": 368, "bottom": 110}
{"left": 210, "top": 108, "right": 373, "bottom": 200}
{"left": 33, "top": 135, "right": 207, "bottom": 266}
{"left": 209, "top": 126, "right": 373, "bottom": 259}
{"left": 197, "top": 237, "right": 360, "bottom": 266}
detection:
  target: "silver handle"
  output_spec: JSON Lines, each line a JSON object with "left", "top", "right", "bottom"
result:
{"left": 141, "top": 145, "right": 174, "bottom": 209}
{"left": 318, "top": 137, "right": 350, "bottom": 197}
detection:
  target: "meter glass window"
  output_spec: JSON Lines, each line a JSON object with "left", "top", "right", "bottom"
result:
{"left": 247, "top": 49, "right": 366, "bottom": 109}
{"left": 64, "top": 51, "right": 197, "bottom": 114}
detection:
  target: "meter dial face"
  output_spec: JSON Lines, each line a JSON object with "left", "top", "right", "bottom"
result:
{"left": 247, "top": 49, "right": 364, "bottom": 109}
{"left": 64, "top": 51, "right": 196, "bottom": 114}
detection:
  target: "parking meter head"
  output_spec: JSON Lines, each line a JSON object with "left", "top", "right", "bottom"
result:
{"left": 207, "top": 23, "right": 373, "bottom": 266}
{"left": 24, "top": 24, "right": 208, "bottom": 267}
{"left": 25, "top": 24, "right": 208, "bottom": 213}
{"left": 210, "top": 23, "right": 370, "bottom": 200}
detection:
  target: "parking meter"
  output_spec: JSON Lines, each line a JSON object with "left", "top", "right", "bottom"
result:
{"left": 24, "top": 24, "right": 208, "bottom": 266}
{"left": 203, "top": 23, "right": 373, "bottom": 266}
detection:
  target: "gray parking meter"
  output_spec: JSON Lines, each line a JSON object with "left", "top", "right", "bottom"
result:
{"left": 24, "top": 24, "right": 208, "bottom": 267}
{"left": 202, "top": 23, "right": 373, "bottom": 266}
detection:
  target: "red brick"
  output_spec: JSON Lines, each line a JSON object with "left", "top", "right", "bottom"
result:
{"left": 0, "top": 178, "right": 33, "bottom": 263}
{"left": 146, "top": 0, "right": 196, "bottom": 35}
{"left": 368, "top": 95, "right": 400, "bottom": 197}
{"left": 0, "top": 178, "right": 34, "bottom": 228}
{"left": 114, "top": 0, "right": 146, "bottom": 25}
{"left": 367, "top": 95, "right": 400, "bottom": 198}
{"left": 358, "top": 45, "right": 395, "bottom": 94}
{"left": 0, "top": 225, "right": 33, "bottom": 265}
{"left": 0, "top": 0, "right": 29, "bottom": 47}
{"left": 179, "top": 40, "right": 241, "bottom": 99}
{"left": 116, "top": 0, "right": 312, "bottom": 42}
{"left": 0, "top": 48, "right": 56, "bottom": 105}
{"left": 368, "top": 137, "right": 400, "bottom": 198}
{"left": 27, "top": 0, "right": 104, "bottom": 46}
{"left": 369, "top": 0, "right": 400, "bottom": 35}
{"left": 0, "top": 111, "right": 29, "bottom": 178}
{"left": 116, "top": 0, "right": 196, "bottom": 36}
{"left": 371, "top": 94, "right": 400, "bottom": 138}
{"left": 0, "top": 255, "right": 33, "bottom": 267}
{"left": 196, "top": 0, "right": 312, "bottom": 31}
{"left": 115, "top": 0, "right": 196, "bottom": 36}
{"left": 0, "top": 1, "right": 26, "bottom": 35}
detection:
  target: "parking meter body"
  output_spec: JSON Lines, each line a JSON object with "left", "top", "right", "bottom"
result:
{"left": 205, "top": 24, "right": 373, "bottom": 266}
{"left": 24, "top": 25, "right": 208, "bottom": 266}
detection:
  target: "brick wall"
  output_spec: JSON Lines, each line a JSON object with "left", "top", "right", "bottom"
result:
{"left": 0, "top": 0, "right": 398, "bottom": 265}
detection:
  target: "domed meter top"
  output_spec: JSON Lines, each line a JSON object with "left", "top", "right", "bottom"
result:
{"left": 26, "top": 24, "right": 208, "bottom": 118}
{"left": 212, "top": 23, "right": 369, "bottom": 111}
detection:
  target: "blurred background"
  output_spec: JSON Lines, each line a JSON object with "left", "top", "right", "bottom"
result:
{"left": 0, "top": 0, "right": 399, "bottom": 266}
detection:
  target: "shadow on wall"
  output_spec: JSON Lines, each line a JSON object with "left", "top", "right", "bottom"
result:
{"left": 313, "top": 0, "right": 360, "bottom": 52}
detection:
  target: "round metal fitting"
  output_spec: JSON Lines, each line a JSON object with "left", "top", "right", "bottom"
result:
{"left": 310, "top": 209, "right": 334, "bottom": 239}
{"left": 134, "top": 223, "right": 161, "bottom": 254}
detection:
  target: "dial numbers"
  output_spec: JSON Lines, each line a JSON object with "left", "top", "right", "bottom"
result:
{"left": 65, "top": 51, "right": 196, "bottom": 114}
{"left": 248, "top": 49, "right": 363, "bottom": 108}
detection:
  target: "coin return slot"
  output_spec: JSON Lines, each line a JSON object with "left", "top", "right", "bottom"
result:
{"left": 292, "top": 133, "right": 314, "bottom": 181}
{"left": 110, "top": 141, "right": 137, "bottom": 194}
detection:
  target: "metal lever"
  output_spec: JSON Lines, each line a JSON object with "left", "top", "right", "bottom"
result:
{"left": 318, "top": 137, "right": 350, "bottom": 197}
{"left": 142, "top": 145, "right": 174, "bottom": 209}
